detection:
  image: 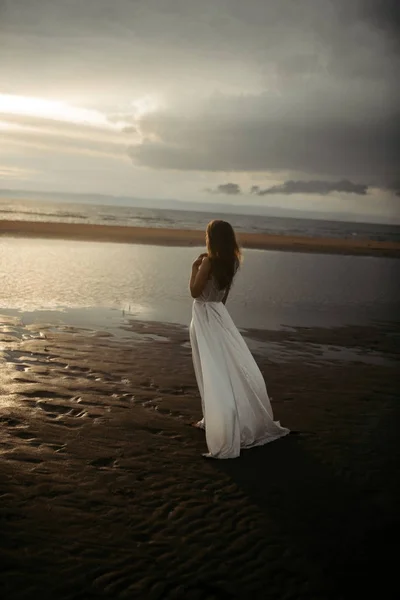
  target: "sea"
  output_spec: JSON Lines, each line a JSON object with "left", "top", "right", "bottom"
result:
{"left": 1, "top": 197, "right": 400, "bottom": 243}
{"left": 1, "top": 236, "right": 399, "bottom": 333}
{"left": 1, "top": 197, "right": 399, "bottom": 342}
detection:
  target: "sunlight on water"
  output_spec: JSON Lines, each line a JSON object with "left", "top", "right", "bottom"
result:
{"left": 1, "top": 237, "right": 399, "bottom": 330}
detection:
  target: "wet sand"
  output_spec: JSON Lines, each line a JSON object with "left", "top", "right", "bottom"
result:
{"left": 1, "top": 315, "right": 399, "bottom": 599}
{"left": 1, "top": 219, "right": 400, "bottom": 257}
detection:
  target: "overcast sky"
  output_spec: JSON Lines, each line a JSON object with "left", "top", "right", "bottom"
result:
{"left": 0, "top": 0, "right": 399, "bottom": 221}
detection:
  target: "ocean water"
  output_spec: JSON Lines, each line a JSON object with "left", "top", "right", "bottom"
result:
{"left": 1, "top": 237, "right": 399, "bottom": 332}
{"left": 1, "top": 197, "right": 400, "bottom": 243}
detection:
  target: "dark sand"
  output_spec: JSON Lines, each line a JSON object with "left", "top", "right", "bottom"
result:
{"left": 1, "top": 219, "right": 400, "bottom": 257}
{"left": 1, "top": 314, "right": 399, "bottom": 599}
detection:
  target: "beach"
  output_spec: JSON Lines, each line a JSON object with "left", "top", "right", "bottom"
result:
{"left": 1, "top": 314, "right": 399, "bottom": 599}
{"left": 1, "top": 219, "right": 400, "bottom": 257}
{"left": 2, "top": 0, "right": 400, "bottom": 594}
{"left": 1, "top": 227, "right": 399, "bottom": 599}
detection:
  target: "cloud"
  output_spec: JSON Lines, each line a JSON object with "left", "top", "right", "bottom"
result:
{"left": 388, "top": 181, "right": 400, "bottom": 196}
{"left": 206, "top": 182, "right": 242, "bottom": 195}
{"left": 208, "top": 179, "right": 369, "bottom": 197}
{"left": 3, "top": 1, "right": 399, "bottom": 103}
{"left": 1, "top": 126, "right": 129, "bottom": 159}
{"left": 0, "top": 165, "right": 39, "bottom": 180}
{"left": 252, "top": 179, "right": 368, "bottom": 196}
{"left": 2, "top": 0, "right": 400, "bottom": 196}
{"left": 0, "top": 112, "right": 131, "bottom": 143}
{"left": 128, "top": 100, "right": 399, "bottom": 187}
{"left": 0, "top": 103, "right": 138, "bottom": 159}
{"left": 363, "top": 0, "right": 400, "bottom": 44}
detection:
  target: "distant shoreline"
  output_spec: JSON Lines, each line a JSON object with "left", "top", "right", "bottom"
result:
{"left": 1, "top": 219, "right": 400, "bottom": 257}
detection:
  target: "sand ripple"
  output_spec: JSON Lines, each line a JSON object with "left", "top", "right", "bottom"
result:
{"left": 1, "top": 316, "right": 399, "bottom": 599}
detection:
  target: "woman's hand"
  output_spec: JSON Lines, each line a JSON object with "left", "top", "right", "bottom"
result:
{"left": 192, "top": 253, "right": 208, "bottom": 270}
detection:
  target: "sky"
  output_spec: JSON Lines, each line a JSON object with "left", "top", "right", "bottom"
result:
{"left": 0, "top": 0, "right": 399, "bottom": 222}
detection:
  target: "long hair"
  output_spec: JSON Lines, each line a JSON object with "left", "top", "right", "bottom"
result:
{"left": 206, "top": 220, "right": 242, "bottom": 290}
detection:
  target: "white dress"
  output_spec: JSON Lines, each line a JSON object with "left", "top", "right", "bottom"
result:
{"left": 189, "top": 277, "right": 290, "bottom": 459}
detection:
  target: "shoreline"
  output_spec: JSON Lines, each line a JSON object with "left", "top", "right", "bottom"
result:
{"left": 1, "top": 219, "right": 400, "bottom": 257}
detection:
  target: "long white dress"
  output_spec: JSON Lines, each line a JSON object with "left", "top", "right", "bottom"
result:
{"left": 189, "top": 277, "right": 290, "bottom": 459}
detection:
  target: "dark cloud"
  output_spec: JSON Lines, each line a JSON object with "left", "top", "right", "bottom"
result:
{"left": 363, "top": 0, "right": 400, "bottom": 44}
{"left": 388, "top": 181, "right": 400, "bottom": 196}
{"left": 3, "top": 0, "right": 400, "bottom": 190}
{"left": 129, "top": 105, "right": 399, "bottom": 187}
{"left": 206, "top": 183, "right": 242, "bottom": 195}
{"left": 252, "top": 180, "right": 369, "bottom": 196}
{"left": 206, "top": 179, "right": 370, "bottom": 197}
{"left": 3, "top": 1, "right": 399, "bottom": 92}
{"left": 207, "top": 179, "right": 370, "bottom": 197}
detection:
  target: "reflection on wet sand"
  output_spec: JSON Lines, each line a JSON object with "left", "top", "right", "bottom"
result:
{"left": 1, "top": 313, "right": 399, "bottom": 598}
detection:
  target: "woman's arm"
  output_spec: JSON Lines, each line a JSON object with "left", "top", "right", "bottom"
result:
{"left": 190, "top": 256, "right": 211, "bottom": 298}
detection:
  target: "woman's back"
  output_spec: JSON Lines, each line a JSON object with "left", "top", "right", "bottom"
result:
{"left": 197, "top": 276, "right": 226, "bottom": 303}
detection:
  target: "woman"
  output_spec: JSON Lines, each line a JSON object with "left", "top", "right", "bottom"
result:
{"left": 189, "top": 220, "right": 289, "bottom": 459}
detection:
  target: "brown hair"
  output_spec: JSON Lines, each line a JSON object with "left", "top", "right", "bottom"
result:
{"left": 206, "top": 220, "right": 242, "bottom": 290}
